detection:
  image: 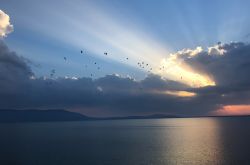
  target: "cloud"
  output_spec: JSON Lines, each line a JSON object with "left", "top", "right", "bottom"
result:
{"left": 179, "top": 42, "right": 250, "bottom": 86}
{"left": 0, "top": 41, "right": 32, "bottom": 95}
{"left": 0, "top": 10, "right": 14, "bottom": 38}
{"left": 1, "top": 41, "right": 250, "bottom": 116}
{"left": 0, "top": 41, "right": 205, "bottom": 116}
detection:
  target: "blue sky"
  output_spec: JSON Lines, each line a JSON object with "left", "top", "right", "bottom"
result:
{"left": 2, "top": 0, "right": 250, "bottom": 80}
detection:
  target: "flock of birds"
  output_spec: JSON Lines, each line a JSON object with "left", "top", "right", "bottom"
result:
{"left": 46, "top": 41, "right": 221, "bottom": 87}
{"left": 46, "top": 46, "right": 202, "bottom": 88}
{"left": 43, "top": 41, "right": 230, "bottom": 87}
{"left": 48, "top": 49, "right": 166, "bottom": 81}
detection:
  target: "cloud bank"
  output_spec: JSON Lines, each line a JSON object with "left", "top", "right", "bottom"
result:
{"left": 0, "top": 10, "right": 13, "bottom": 38}
{"left": 1, "top": 41, "right": 250, "bottom": 116}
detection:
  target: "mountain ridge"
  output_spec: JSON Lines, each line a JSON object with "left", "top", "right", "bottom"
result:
{"left": 0, "top": 109, "right": 180, "bottom": 123}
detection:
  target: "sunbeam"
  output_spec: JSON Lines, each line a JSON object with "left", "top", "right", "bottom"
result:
{"left": 24, "top": 1, "right": 216, "bottom": 87}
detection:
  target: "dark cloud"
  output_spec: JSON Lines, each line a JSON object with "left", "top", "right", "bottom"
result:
{"left": 183, "top": 42, "right": 250, "bottom": 86}
{"left": 0, "top": 41, "right": 32, "bottom": 95}
{"left": 1, "top": 41, "right": 250, "bottom": 116}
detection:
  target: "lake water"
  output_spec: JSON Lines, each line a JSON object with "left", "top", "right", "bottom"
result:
{"left": 0, "top": 117, "right": 250, "bottom": 165}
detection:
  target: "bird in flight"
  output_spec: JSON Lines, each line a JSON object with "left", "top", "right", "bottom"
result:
{"left": 50, "top": 69, "right": 56, "bottom": 77}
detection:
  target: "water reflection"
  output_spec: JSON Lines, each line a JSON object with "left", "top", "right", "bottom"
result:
{"left": 159, "top": 118, "right": 224, "bottom": 164}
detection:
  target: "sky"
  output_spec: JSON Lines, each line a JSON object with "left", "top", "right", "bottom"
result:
{"left": 1, "top": 0, "right": 250, "bottom": 117}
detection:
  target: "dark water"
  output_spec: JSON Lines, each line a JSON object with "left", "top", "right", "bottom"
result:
{"left": 1, "top": 117, "right": 250, "bottom": 165}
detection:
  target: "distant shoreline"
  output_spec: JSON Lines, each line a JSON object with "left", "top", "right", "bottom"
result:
{"left": 0, "top": 109, "right": 249, "bottom": 123}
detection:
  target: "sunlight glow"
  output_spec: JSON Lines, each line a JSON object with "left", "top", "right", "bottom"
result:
{"left": 215, "top": 105, "right": 250, "bottom": 115}
{"left": 160, "top": 57, "right": 215, "bottom": 87}
{"left": 162, "top": 90, "right": 196, "bottom": 97}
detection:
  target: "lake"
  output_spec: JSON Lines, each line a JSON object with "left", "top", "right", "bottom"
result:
{"left": 0, "top": 117, "right": 250, "bottom": 165}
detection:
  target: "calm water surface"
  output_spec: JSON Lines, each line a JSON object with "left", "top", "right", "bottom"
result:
{"left": 0, "top": 117, "right": 250, "bottom": 165}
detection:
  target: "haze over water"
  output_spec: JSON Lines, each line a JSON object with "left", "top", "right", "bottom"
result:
{"left": 1, "top": 117, "right": 250, "bottom": 165}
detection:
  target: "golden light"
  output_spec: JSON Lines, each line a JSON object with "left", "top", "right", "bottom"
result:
{"left": 158, "top": 47, "right": 216, "bottom": 88}
{"left": 161, "top": 90, "right": 196, "bottom": 97}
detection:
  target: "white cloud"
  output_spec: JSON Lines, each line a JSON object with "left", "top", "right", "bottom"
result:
{"left": 175, "top": 46, "right": 203, "bottom": 57}
{"left": 208, "top": 45, "right": 226, "bottom": 55}
{"left": 0, "top": 10, "right": 14, "bottom": 38}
